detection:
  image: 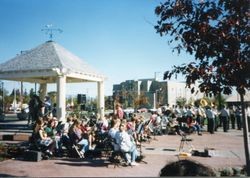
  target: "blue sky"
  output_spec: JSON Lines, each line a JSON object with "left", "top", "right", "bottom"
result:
{"left": 0, "top": 0, "right": 189, "bottom": 98}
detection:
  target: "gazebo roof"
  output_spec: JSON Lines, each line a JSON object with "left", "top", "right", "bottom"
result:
{"left": 0, "top": 41, "right": 106, "bottom": 83}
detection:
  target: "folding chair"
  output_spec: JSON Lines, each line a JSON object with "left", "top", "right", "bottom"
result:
{"left": 68, "top": 133, "right": 85, "bottom": 159}
{"left": 28, "top": 134, "right": 53, "bottom": 160}
{"left": 108, "top": 138, "right": 131, "bottom": 168}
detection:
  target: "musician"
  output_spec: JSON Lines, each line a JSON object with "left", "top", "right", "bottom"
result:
{"left": 80, "top": 120, "right": 95, "bottom": 150}
{"left": 195, "top": 105, "right": 204, "bottom": 126}
{"left": 187, "top": 118, "right": 202, "bottom": 136}
{"left": 68, "top": 119, "right": 89, "bottom": 156}
{"left": 219, "top": 105, "right": 229, "bottom": 132}
{"left": 168, "top": 113, "right": 182, "bottom": 135}
{"left": 205, "top": 106, "right": 215, "bottom": 134}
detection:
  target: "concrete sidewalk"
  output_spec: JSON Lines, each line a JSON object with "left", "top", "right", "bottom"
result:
{"left": 0, "top": 128, "right": 246, "bottom": 177}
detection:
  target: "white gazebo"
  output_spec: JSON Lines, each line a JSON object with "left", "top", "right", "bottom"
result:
{"left": 0, "top": 40, "right": 106, "bottom": 122}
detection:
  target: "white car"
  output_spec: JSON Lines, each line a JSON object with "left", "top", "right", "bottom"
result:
{"left": 124, "top": 107, "right": 135, "bottom": 113}
{"left": 9, "top": 105, "right": 21, "bottom": 112}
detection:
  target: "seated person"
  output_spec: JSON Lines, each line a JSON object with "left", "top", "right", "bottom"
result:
{"left": 187, "top": 118, "right": 202, "bottom": 135}
{"left": 168, "top": 113, "right": 182, "bottom": 135}
{"left": 33, "top": 117, "right": 55, "bottom": 156}
{"left": 95, "top": 114, "right": 108, "bottom": 133}
{"left": 80, "top": 120, "right": 95, "bottom": 150}
{"left": 126, "top": 116, "right": 140, "bottom": 145}
{"left": 108, "top": 119, "right": 120, "bottom": 151}
{"left": 115, "top": 122, "right": 139, "bottom": 166}
{"left": 44, "top": 118, "right": 62, "bottom": 155}
{"left": 69, "top": 119, "right": 89, "bottom": 156}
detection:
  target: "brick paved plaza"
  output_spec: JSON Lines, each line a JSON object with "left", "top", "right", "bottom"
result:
{"left": 0, "top": 126, "right": 246, "bottom": 177}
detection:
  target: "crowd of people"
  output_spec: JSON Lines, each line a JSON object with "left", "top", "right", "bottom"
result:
{"left": 28, "top": 94, "right": 250, "bottom": 166}
{"left": 150, "top": 103, "right": 250, "bottom": 136}
{"left": 29, "top": 101, "right": 150, "bottom": 165}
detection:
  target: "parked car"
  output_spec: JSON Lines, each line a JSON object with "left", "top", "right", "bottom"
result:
{"left": 9, "top": 105, "right": 21, "bottom": 112}
{"left": 123, "top": 107, "right": 135, "bottom": 114}
{"left": 137, "top": 108, "right": 148, "bottom": 113}
{"left": 17, "top": 104, "right": 29, "bottom": 120}
{"left": 17, "top": 109, "right": 29, "bottom": 120}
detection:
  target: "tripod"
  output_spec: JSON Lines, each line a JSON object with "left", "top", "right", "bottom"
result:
{"left": 136, "top": 135, "right": 148, "bottom": 164}
{"left": 152, "top": 125, "right": 161, "bottom": 141}
{"left": 179, "top": 133, "right": 194, "bottom": 153}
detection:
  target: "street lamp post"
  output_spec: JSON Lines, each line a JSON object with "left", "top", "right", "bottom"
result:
{"left": 0, "top": 81, "right": 3, "bottom": 113}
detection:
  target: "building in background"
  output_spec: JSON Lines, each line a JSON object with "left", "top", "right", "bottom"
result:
{"left": 112, "top": 74, "right": 203, "bottom": 109}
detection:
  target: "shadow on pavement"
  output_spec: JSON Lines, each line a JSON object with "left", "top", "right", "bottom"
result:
{"left": 0, "top": 174, "right": 20, "bottom": 177}
{"left": 54, "top": 158, "right": 109, "bottom": 168}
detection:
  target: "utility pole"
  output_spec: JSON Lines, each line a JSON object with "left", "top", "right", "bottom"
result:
{"left": 0, "top": 81, "right": 4, "bottom": 113}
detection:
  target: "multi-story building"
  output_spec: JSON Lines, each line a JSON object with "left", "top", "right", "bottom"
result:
{"left": 112, "top": 76, "right": 203, "bottom": 109}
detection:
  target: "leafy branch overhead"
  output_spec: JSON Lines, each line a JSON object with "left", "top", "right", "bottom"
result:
{"left": 155, "top": 0, "right": 250, "bottom": 96}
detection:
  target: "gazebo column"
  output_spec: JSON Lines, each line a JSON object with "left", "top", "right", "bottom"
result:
{"left": 97, "top": 81, "right": 105, "bottom": 119}
{"left": 39, "top": 83, "right": 47, "bottom": 100}
{"left": 57, "top": 75, "right": 66, "bottom": 122}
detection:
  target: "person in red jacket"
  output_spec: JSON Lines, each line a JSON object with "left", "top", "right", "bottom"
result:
{"left": 115, "top": 103, "right": 124, "bottom": 119}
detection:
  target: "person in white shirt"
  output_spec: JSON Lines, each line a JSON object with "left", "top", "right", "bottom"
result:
{"left": 108, "top": 119, "right": 120, "bottom": 151}
{"left": 219, "top": 105, "right": 229, "bottom": 132}
{"left": 228, "top": 106, "right": 235, "bottom": 129}
{"left": 205, "top": 107, "right": 215, "bottom": 134}
{"left": 115, "top": 123, "right": 139, "bottom": 166}
{"left": 235, "top": 106, "right": 242, "bottom": 130}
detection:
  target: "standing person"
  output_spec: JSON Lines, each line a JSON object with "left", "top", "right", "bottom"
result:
{"left": 29, "top": 94, "right": 44, "bottom": 124}
{"left": 196, "top": 105, "right": 206, "bottom": 128}
{"left": 34, "top": 94, "right": 45, "bottom": 117}
{"left": 28, "top": 96, "right": 35, "bottom": 125}
{"left": 44, "top": 96, "right": 52, "bottom": 117}
{"left": 195, "top": 105, "right": 202, "bottom": 126}
{"left": 205, "top": 107, "right": 215, "bottom": 134}
{"left": 212, "top": 106, "right": 220, "bottom": 131}
{"left": 219, "top": 105, "right": 229, "bottom": 132}
{"left": 115, "top": 103, "right": 124, "bottom": 120}
{"left": 235, "top": 106, "right": 242, "bottom": 130}
{"left": 229, "top": 106, "right": 236, "bottom": 129}
{"left": 52, "top": 103, "right": 57, "bottom": 118}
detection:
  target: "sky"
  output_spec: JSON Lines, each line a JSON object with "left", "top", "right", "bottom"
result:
{"left": 0, "top": 0, "right": 190, "bottom": 98}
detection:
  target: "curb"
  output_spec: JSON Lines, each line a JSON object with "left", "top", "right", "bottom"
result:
{"left": 0, "top": 133, "right": 31, "bottom": 141}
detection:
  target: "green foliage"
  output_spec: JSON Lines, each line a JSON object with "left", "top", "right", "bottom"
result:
{"left": 134, "top": 93, "right": 151, "bottom": 109}
{"left": 176, "top": 96, "right": 186, "bottom": 107}
{"left": 47, "top": 91, "right": 57, "bottom": 104}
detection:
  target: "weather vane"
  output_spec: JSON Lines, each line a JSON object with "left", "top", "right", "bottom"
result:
{"left": 41, "top": 24, "right": 63, "bottom": 41}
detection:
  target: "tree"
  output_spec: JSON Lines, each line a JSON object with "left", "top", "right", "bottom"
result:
{"left": 47, "top": 91, "right": 57, "bottom": 104}
{"left": 176, "top": 96, "right": 187, "bottom": 107}
{"left": 155, "top": 0, "right": 250, "bottom": 175}
{"left": 134, "top": 93, "right": 150, "bottom": 109}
